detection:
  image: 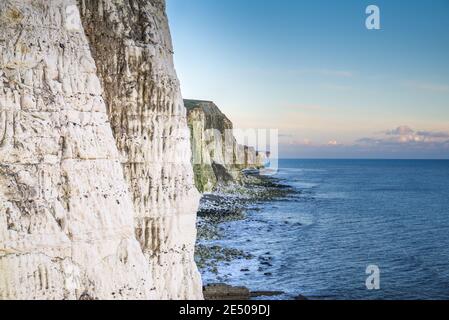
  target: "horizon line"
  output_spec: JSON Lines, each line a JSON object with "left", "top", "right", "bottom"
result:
{"left": 274, "top": 158, "right": 449, "bottom": 161}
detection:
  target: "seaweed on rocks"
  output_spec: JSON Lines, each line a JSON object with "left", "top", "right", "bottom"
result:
{"left": 195, "top": 173, "right": 297, "bottom": 276}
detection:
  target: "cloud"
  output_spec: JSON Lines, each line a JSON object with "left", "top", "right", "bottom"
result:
{"left": 385, "top": 125, "right": 414, "bottom": 136}
{"left": 299, "top": 138, "right": 312, "bottom": 145}
{"left": 279, "top": 126, "right": 449, "bottom": 159}
{"left": 279, "top": 134, "right": 313, "bottom": 146}
{"left": 316, "top": 69, "right": 353, "bottom": 78}
{"left": 288, "top": 68, "right": 354, "bottom": 78}
{"left": 416, "top": 131, "right": 449, "bottom": 139}
{"left": 357, "top": 126, "right": 449, "bottom": 147}
{"left": 406, "top": 81, "right": 449, "bottom": 93}
{"left": 279, "top": 133, "right": 294, "bottom": 138}
{"left": 285, "top": 104, "right": 324, "bottom": 111}
{"left": 322, "top": 84, "right": 353, "bottom": 91}
{"left": 246, "top": 67, "right": 354, "bottom": 79}
{"left": 357, "top": 138, "right": 381, "bottom": 144}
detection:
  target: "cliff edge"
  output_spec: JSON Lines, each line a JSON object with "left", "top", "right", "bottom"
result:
{"left": 185, "top": 99, "right": 266, "bottom": 193}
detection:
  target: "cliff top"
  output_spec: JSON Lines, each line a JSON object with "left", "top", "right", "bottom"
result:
{"left": 184, "top": 99, "right": 225, "bottom": 114}
{"left": 184, "top": 99, "right": 233, "bottom": 131}
{"left": 184, "top": 99, "right": 214, "bottom": 107}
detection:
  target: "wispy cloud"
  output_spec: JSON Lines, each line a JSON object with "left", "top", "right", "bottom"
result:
{"left": 357, "top": 126, "right": 449, "bottom": 146}
{"left": 322, "top": 84, "right": 353, "bottom": 91}
{"left": 293, "top": 68, "right": 354, "bottom": 78}
{"left": 406, "top": 81, "right": 449, "bottom": 93}
{"left": 279, "top": 134, "right": 313, "bottom": 146}
{"left": 416, "top": 131, "right": 449, "bottom": 139}
{"left": 385, "top": 125, "right": 414, "bottom": 136}
{"left": 284, "top": 104, "right": 325, "bottom": 112}
{"left": 316, "top": 69, "right": 354, "bottom": 78}
{"left": 244, "top": 67, "right": 354, "bottom": 79}
{"left": 279, "top": 133, "right": 294, "bottom": 138}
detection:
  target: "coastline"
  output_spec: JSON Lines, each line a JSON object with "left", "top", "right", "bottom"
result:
{"left": 194, "top": 172, "right": 301, "bottom": 300}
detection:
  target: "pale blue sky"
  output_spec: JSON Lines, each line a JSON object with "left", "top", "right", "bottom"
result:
{"left": 167, "top": 0, "right": 449, "bottom": 158}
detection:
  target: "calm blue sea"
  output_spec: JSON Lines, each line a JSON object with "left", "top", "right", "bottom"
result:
{"left": 202, "top": 159, "right": 449, "bottom": 300}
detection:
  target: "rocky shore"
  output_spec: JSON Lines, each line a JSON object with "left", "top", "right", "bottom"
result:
{"left": 194, "top": 172, "right": 299, "bottom": 299}
{"left": 203, "top": 283, "right": 307, "bottom": 300}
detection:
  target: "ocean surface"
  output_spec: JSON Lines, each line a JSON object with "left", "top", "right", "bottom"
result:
{"left": 201, "top": 159, "right": 449, "bottom": 300}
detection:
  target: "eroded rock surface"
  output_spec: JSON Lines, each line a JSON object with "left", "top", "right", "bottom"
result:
{"left": 0, "top": 0, "right": 154, "bottom": 300}
{"left": 78, "top": 0, "right": 202, "bottom": 299}
{"left": 185, "top": 99, "right": 266, "bottom": 193}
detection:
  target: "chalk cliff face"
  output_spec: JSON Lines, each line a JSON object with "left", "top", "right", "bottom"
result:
{"left": 0, "top": 0, "right": 154, "bottom": 299}
{"left": 1, "top": 0, "right": 202, "bottom": 300}
{"left": 185, "top": 100, "right": 265, "bottom": 193}
{"left": 79, "top": 0, "right": 202, "bottom": 299}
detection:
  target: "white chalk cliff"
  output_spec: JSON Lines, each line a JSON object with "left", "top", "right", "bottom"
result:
{"left": 185, "top": 100, "right": 266, "bottom": 193}
{"left": 0, "top": 0, "right": 202, "bottom": 300}
{"left": 79, "top": 0, "right": 202, "bottom": 300}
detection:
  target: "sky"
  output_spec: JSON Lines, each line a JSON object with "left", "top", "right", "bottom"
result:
{"left": 167, "top": 0, "right": 449, "bottom": 158}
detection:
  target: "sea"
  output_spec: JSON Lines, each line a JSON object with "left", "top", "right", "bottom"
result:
{"left": 200, "top": 159, "right": 449, "bottom": 300}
